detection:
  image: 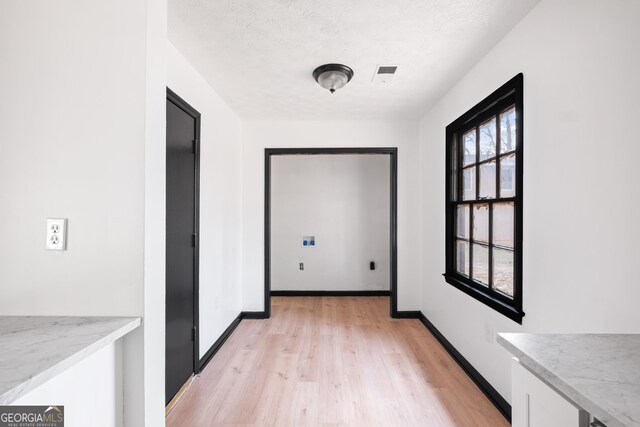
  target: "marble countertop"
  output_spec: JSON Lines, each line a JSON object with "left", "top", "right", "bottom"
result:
{"left": 498, "top": 333, "right": 640, "bottom": 427}
{"left": 0, "top": 316, "right": 140, "bottom": 404}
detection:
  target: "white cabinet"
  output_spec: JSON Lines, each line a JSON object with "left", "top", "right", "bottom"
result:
{"left": 511, "top": 358, "right": 589, "bottom": 427}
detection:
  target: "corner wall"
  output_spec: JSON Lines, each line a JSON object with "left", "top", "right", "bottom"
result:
{"left": 167, "top": 42, "right": 244, "bottom": 357}
{"left": 140, "top": 0, "right": 168, "bottom": 425}
{"left": 0, "top": 1, "right": 168, "bottom": 425}
{"left": 418, "top": 0, "right": 640, "bottom": 402}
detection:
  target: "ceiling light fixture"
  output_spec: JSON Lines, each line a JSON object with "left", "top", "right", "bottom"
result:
{"left": 313, "top": 64, "right": 354, "bottom": 94}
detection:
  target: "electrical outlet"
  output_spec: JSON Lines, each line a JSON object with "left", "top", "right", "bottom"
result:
{"left": 299, "top": 262, "right": 304, "bottom": 271}
{"left": 46, "top": 218, "right": 67, "bottom": 251}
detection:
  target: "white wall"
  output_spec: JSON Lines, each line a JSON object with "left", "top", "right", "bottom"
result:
{"left": 13, "top": 341, "right": 123, "bottom": 427}
{"left": 140, "top": 0, "right": 168, "bottom": 425}
{"left": 167, "top": 42, "right": 244, "bottom": 357}
{"left": 0, "top": 0, "right": 147, "bottom": 316}
{"left": 418, "top": 0, "right": 640, "bottom": 403}
{"left": 242, "top": 121, "right": 420, "bottom": 311}
{"left": 0, "top": 2, "right": 167, "bottom": 425}
{"left": 271, "top": 155, "right": 390, "bottom": 291}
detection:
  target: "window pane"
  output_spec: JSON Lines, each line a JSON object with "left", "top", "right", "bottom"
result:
{"left": 500, "top": 154, "right": 516, "bottom": 197}
{"left": 479, "top": 161, "right": 496, "bottom": 199}
{"left": 456, "top": 240, "right": 469, "bottom": 277}
{"left": 500, "top": 107, "right": 516, "bottom": 153}
{"left": 493, "top": 202, "right": 514, "bottom": 248}
{"left": 472, "top": 244, "right": 489, "bottom": 285}
{"left": 462, "top": 166, "right": 476, "bottom": 200}
{"left": 479, "top": 118, "right": 497, "bottom": 161}
{"left": 463, "top": 130, "right": 476, "bottom": 166}
{"left": 472, "top": 204, "right": 489, "bottom": 243}
{"left": 456, "top": 205, "right": 469, "bottom": 238}
{"left": 493, "top": 248, "right": 514, "bottom": 296}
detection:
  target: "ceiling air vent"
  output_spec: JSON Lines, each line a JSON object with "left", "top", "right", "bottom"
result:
{"left": 372, "top": 65, "right": 398, "bottom": 84}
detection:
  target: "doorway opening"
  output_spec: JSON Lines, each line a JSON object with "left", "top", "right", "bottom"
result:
{"left": 165, "top": 88, "right": 200, "bottom": 406}
{"left": 264, "top": 148, "right": 398, "bottom": 318}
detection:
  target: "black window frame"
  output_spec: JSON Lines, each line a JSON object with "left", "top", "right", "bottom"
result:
{"left": 444, "top": 73, "right": 524, "bottom": 324}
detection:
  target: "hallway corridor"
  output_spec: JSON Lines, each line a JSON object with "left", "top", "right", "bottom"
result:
{"left": 166, "top": 297, "right": 508, "bottom": 426}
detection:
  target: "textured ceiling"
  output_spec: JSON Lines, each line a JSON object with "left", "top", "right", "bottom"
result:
{"left": 168, "top": 0, "right": 540, "bottom": 120}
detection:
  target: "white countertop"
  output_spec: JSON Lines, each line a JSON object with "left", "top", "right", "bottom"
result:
{"left": 498, "top": 333, "right": 640, "bottom": 427}
{"left": 0, "top": 316, "right": 141, "bottom": 404}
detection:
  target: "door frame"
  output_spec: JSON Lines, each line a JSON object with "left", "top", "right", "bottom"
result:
{"left": 166, "top": 87, "right": 201, "bottom": 375}
{"left": 264, "top": 147, "right": 399, "bottom": 318}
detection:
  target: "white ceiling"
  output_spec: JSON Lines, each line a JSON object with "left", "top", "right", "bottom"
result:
{"left": 168, "top": 0, "right": 540, "bottom": 120}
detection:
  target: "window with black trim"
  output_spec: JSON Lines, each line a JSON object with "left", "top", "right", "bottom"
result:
{"left": 444, "top": 74, "right": 524, "bottom": 323}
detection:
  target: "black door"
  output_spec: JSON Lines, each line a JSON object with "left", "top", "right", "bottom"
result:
{"left": 165, "top": 89, "right": 200, "bottom": 405}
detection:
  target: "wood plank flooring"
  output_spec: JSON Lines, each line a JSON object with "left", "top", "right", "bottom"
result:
{"left": 166, "top": 297, "right": 509, "bottom": 427}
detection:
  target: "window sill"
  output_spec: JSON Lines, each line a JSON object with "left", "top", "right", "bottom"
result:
{"left": 443, "top": 273, "right": 524, "bottom": 324}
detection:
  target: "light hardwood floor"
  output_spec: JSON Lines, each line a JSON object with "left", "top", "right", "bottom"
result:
{"left": 166, "top": 297, "right": 509, "bottom": 427}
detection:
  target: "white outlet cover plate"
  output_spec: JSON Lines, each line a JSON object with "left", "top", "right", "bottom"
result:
{"left": 46, "top": 218, "right": 67, "bottom": 251}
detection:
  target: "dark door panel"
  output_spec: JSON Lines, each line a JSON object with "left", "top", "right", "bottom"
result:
{"left": 165, "top": 92, "right": 199, "bottom": 405}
